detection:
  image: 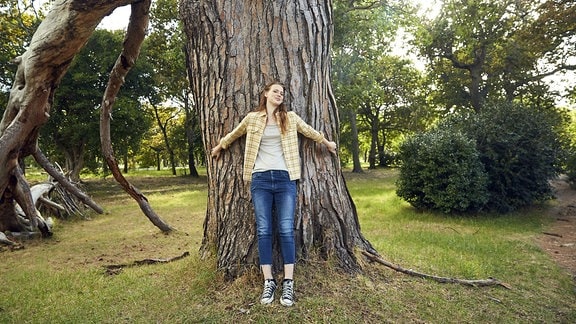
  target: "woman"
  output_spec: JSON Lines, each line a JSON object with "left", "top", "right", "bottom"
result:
{"left": 211, "top": 81, "right": 337, "bottom": 307}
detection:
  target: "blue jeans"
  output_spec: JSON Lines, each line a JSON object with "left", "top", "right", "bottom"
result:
{"left": 250, "top": 170, "right": 296, "bottom": 265}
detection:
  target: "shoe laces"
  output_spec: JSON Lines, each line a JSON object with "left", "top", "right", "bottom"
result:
{"left": 281, "top": 279, "right": 294, "bottom": 300}
{"left": 262, "top": 279, "right": 276, "bottom": 297}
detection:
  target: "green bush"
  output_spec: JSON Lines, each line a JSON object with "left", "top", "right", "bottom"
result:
{"left": 461, "top": 103, "right": 564, "bottom": 212}
{"left": 397, "top": 102, "right": 567, "bottom": 214}
{"left": 565, "top": 145, "right": 576, "bottom": 189}
{"left": 396, "top": 129, "right": 489, "bottom": 213}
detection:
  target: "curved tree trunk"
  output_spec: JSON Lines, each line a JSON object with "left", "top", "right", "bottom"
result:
{"left": 100, "top": 0, "right": 174, "bottom": 232}
{"left": 180, "top": 0, "right": 375, "bottom": 278}
{"left": 0, "top": 0, "right": 171, "bottom": 233}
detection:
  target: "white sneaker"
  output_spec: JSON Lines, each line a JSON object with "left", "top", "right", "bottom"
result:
{"left": 260, "top": 279, "right": 277, "bottom": 305}
{"left": 280, "top": 279, "right": 294, "bottom": 307}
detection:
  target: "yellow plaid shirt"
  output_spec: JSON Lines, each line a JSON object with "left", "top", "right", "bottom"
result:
{"left": 220, "top": 110, "right": 325, "bottom": 181}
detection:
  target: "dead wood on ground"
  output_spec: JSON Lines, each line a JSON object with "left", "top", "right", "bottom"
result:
{"left": 103, "top": 251, "right": 190, "bottom": 275}
{"left": 362, "top": 251, "right": 512, "bottom": 289}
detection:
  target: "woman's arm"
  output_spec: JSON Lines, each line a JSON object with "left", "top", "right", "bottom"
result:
{"left": 292, "top": 112, "right": 337, "bottom": 155}
{"left": 211, "top": 114, "right": 251, "bottom": 159}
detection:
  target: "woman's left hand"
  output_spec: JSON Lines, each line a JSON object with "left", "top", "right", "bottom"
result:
{"left": 325, "top": 140, "right": 337, "bottom": 154}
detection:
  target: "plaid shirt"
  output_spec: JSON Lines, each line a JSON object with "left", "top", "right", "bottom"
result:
{"left": 220, "top": 110, "right": 325, "bottom": 181}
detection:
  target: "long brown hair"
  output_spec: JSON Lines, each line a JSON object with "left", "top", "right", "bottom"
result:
{"left": 257, "top": 81, "right": 288, "bottom": 134}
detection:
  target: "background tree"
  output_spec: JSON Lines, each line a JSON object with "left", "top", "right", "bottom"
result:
{"left": 332, "top": 0, "right": 432, "bottom": 169}
{"left": 40, "top": 29, "right": 154, "bottom": 180}
{"left": 0, "top": 0, "right": 44, "bottom": 108}
{"left": 143, "top": 0, "right": 200, "bottom": 177}
{"left": 180, "top": 0, "right": 376, "bottom": 278}
{"left": 414, "top": 0, "right": 576, "bottom": 112}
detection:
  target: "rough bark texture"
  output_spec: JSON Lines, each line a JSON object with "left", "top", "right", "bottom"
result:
{"left": 180, "top": 0, "right": 376, "bottom": 278}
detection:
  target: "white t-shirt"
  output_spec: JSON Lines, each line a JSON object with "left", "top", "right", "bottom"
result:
{"left": 252, "top": 124, "right": 288, "bottom": 173}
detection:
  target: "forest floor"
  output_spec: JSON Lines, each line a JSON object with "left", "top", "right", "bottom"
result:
{"left": 535, "top": 177, "right": 576, "bottom": 277}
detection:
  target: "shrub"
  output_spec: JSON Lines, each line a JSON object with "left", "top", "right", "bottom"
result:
{"left": 565, "top": 145, "right": 576, "bottom": 189}
{"left": 461, "top": 102, "right": 564, "bottom": 212}
{"left": 397, "top": 101, "right": 568, "bottom": 214}
{"left": 396, "top": 129, "right": 489, "bottom": 213}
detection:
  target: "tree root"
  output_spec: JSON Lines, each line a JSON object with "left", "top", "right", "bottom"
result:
{"left": 103, "top": 251, "right": 190, "bottom": 275}
{"left": 362, "top": 251, "right": 512, "bottom": 289}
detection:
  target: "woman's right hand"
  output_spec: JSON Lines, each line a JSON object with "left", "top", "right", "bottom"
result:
{"left": 211, "top": 143, "right": 222, "bottom": 158}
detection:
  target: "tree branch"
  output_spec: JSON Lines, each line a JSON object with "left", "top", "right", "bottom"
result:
{"left": 103, "top": 251, "right": 190, "bottom": 275}
{"left": 99, "top": 0, "right": 173, "bottom": 232}
{"left": 362, "top": 251, "right": 511, "bottom": 289}
{"left": 33, "top": 149, "right": 104, "bottom": 214}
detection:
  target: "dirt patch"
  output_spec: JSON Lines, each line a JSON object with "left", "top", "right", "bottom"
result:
{"left": 534, "top": 178, "right": 576, "bottom": 276}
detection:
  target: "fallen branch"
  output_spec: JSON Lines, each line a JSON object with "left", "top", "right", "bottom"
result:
{"left": 104, "top": 251, "right": 190, "bottom": 275}
{"left": 543, "top": 232, "right": 563, "bottom": 238}
{"left": 362, "top": 251, "right": 511, "bottom": 289}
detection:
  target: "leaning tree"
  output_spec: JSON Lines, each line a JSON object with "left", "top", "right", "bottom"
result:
{"left": 180, "top": 0, "right": 376, "bottom": 278}
{"left": 0, "top": 0, "right": 172, "bottom": 235}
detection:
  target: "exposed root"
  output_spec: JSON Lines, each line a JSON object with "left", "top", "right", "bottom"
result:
{"left": 362, "top": 251, "right": 512, "bottom": 289}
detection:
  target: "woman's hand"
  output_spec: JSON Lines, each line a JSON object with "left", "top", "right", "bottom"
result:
{"left": 324, "top": 139, "right": 337, "bottom": 155}
{"left": 211, "top": 143, "right": 223, "bottom": 158}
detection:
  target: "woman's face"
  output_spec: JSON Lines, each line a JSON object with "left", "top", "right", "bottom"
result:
{"left": 265, "top": 84, "right": 285, "bottom": 107}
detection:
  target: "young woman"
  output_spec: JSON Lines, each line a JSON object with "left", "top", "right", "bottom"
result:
{"left": 211, "top": 81, "right": 337, "bottom": 306}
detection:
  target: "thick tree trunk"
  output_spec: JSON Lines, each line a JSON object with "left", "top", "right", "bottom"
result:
{"left": 180, "top": 0, "right": 375, "bottom": 278}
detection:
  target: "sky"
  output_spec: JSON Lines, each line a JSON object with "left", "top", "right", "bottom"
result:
{"left": 99, "top": 5, "right": 131, "bottom": 30}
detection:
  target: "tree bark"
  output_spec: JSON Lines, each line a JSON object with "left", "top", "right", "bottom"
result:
{"left": 0, "top": 0, "right": 136, "bottom": 232}
{"left": 180, "top": 0, "right": 375, "bottom": 278}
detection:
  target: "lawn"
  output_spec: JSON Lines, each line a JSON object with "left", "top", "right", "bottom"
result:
{"left": 1, "top": 168, "right": 575, "bottom": 323}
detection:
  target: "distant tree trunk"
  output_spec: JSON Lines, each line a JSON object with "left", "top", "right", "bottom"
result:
{"left": 183, "top": 48, "right": 199, "bottom": 178}
{"left": 150, "top": 102, "right": 177, "bottom": 176}
{"left": 348, "top": 110, "right": 363, "bottom": 173}
{"left": 180, "top": 0, "right": 376, "bottom": 279}
{"left": 368, "top": 114, "right": 378, "bottom": 169}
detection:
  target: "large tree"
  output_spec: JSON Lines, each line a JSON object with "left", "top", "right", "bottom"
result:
{"left": 416, "top": 0, "right": 576, "bottom": 112}
{"left": 180, "top": 0, "right": 376, "bottom": 278}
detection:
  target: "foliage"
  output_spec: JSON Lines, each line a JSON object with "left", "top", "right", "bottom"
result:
{"left": 332, "top": 0, "right": 434, "bottom": 169}
{"left": 142, "top": 0, "right": 203, "bottom": 176}
{"left": 39, "top": 29, "right": 154, "bottom": 179}
{"left": 461, "top": 102, "right": 568, "bottom": 212}
{"left": 397, "top": 101, "right": 569, "bottom": 214}
{"left": 413, "top": 0, "right": 576, "bottom": 112}
{"left": 396, "top": 129, "right": 489, "bottom": 213}
{"left": 0, "top": 0, "right": 45, "bottom": 108}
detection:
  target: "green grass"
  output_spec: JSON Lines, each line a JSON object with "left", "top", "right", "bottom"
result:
{"left": 1, "top": 168, "right": 575, "bottom": 323}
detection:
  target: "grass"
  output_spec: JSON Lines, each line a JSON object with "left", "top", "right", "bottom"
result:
{"left": 1, "top": 167, "right": 575, "bottom": 323}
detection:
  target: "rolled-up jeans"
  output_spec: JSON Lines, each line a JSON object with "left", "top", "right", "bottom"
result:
{"left": 250, "top": 170, "right": 296, "bottom": 265}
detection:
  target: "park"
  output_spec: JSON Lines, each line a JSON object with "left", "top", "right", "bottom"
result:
{"left": 1, "top": 0, "right": 575, "bottom": 322}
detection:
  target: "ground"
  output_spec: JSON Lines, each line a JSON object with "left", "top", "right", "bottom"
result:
{"left": 535, "top": 177, "right": 576, "bottom": 277}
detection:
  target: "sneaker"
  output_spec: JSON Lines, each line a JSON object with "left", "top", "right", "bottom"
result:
{"left": 280, "top": 279, "right": 294, "bottom": 307}
{"left": 260, "top": 279, "right": 277, "bottom": 305}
